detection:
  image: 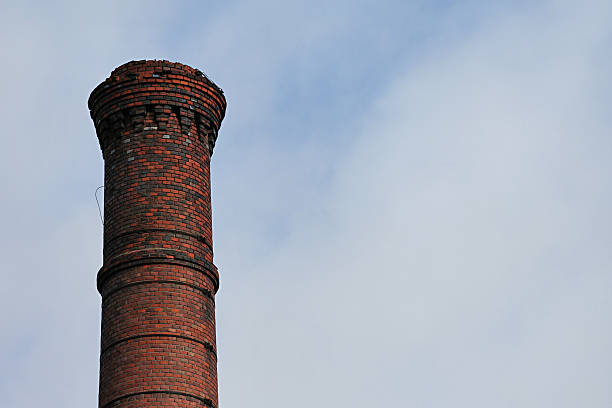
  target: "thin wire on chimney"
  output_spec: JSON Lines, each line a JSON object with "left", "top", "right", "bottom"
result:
{"left": 95, "top": 185, "right": 104, "bottom": 225}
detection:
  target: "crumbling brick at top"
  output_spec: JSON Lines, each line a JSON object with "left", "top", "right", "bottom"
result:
{"left": 89, "top": 60, "right": 226, "bottom": 156}
{"left": 89, "top": 60, "right": 226, "bottom": 408}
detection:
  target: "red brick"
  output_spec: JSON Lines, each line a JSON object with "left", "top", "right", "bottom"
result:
{"left": 89, "top": 60, "right": 226, "bottom": 408}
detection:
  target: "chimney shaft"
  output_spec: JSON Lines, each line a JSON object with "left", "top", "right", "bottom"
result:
{"left": 89, "top": 60, "right": 226, "bottom": 408}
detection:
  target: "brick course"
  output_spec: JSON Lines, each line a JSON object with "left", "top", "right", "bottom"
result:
{"left": 89, "top": 60, "right": 226, "bottom": 408}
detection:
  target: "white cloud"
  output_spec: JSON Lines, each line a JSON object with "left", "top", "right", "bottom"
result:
{"left": 214, "top": 1, "right": 612, "bottom": 407}
{"left": 1, "top": 1, "right": 610, "bottom": 407}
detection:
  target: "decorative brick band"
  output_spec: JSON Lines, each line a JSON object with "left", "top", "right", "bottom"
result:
{"left": 100, "top": 333, "right": 217, "bottom": 359}
{"left": 89, "top": 60, "right": 226, "bottom": 156}
{"left": 101, "top": 391, "right": 215, "bottom": 408}
{"left": 97, "top": 248, "right": 220, "bottom": 293}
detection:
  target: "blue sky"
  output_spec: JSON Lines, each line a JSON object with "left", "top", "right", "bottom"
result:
{"left": 1, "top": 1, "right": 611, "bottom": 407}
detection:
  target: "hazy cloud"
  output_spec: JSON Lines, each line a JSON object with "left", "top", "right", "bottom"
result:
{"left": 1, "top": 1, "right": 610, "bottom": 407}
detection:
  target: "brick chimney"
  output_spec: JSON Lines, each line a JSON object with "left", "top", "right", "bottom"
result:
{"left": 89, "top": 60, "right": 226, "bottom": 408}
